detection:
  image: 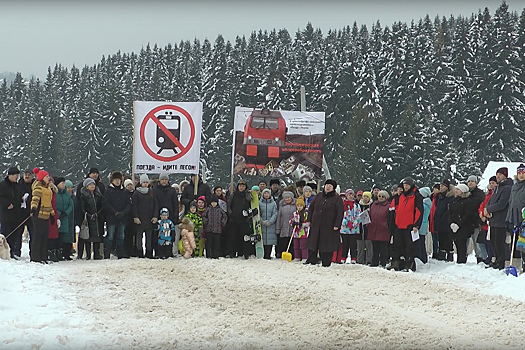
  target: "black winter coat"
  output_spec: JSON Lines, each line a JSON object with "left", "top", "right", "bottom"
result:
{"left": 76, "top": 177, "right": 105, "bottom": 200}
{"left": 449, "top": 195, "right": 476, "bottom": 240}
{"left": 152, "top": 183, "right": 179, "bottom": 224}
{"left": 434, "top": 187, "right": 455, "bottom": 233}
{"left": 180, "top": 180, "right": 212, "bottom": 214}
{"left": 306, "top": 190, "right": 344, "bottom": 253}
{"left": 132, "top": 188, "right": 159, "bottom": 224}
{"left": 18, "top": 178, "right": 34, "bottom": 218}
{"left": 79, "top": 187, "right": 105, "bottom": 242}
{"left": 469, "top": 187, "right": 486, "bottom": 227}
{"left": 103, "top": 184, "right": 132, "bottom": 226}
{"left": 228, "top": 188, "right": 252, "bottom": 224}
{"left": 0, "top": 177, "right": 22, "bottom": 225}
{"left": 506, "top": 179, "right": 525, "bottom": 228}
{"left": 486, "top": 178, "right": 513, "bottom": 228}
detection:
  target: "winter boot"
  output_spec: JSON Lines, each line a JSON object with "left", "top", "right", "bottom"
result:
{"left": 446, "top": 251, "right": 455, "bottom": 262}
{"left": 117, "top": 246, "right": 130, "bottom": 259}
{"left": 56, "top": 248, "right": 64, "bottom": 261}
{"left": 104, "top": 248, "right": 111, "bottom": 259}
{"left": 49, "top": 250, "right": 59, "bottom": 263}
{"left": 387, "top": 260, "right": 401, "bottom": 271}
{"left": 146, "top": 249, "right": 155, "bottom": 259}
{"left": 63, "top": 244, "right": 72, "bottom": 261}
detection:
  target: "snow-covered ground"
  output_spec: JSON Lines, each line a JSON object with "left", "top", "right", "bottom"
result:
{"left": 1, "top": 243, "right": 525, "bottom": 350}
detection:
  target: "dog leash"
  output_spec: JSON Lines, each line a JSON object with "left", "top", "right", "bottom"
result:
{"left": 4, "top": 215, "right": 31, "bottom": 240}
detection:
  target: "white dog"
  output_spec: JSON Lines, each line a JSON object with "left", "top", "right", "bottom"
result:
{"left": 0, "top": 234, "right": 10, "bottom": 260}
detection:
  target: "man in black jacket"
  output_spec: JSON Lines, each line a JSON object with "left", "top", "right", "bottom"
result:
{"left": 0, "top": 167, "right": 23, "bottom": 259}
{"left": 485, "top": 167, "right": 513, "bottom": 269}
{"left": 434, "top": 179, "right": 456, "bottom": 261}
{"left": 103, "top": 171, "right": 131, "bottom": 259}
{"left": 180, "top": 173, "right": 211, "bottom": 215}
{"left": 152, "top": 173, "right": 179, "bottom": 257}
{"left": 467, "top": 175, "right": 486, "bottom": 263}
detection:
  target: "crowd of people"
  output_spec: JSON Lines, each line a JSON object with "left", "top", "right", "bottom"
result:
{"left": 1, "top": 164, "right": 524, "bottom": 273}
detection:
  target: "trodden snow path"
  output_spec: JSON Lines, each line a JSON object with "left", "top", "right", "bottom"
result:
{"left": 2, "top": 252, "right": 525, "bottom": 350}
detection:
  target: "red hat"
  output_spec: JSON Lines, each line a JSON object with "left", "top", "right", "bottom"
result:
{"left": 356, "top": 190, "right": 363, "bottom": 196}
{"left": 33, "top": 167, "right": 49, "bottom": 182}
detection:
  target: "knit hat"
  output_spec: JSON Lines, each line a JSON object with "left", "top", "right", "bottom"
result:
{"left": 356, "top": 190, "right": 363, "bottom": 196}
{"left": 296, "top": 180, "right": 306, "bottom": 187}
{"left": 124, "top": 179, "right": 134, "bottom": 188}
{"left": 467, "top": 175, "right": 478, "bottom": 183}
{"left": 261, "top": 188, "right": 271, "bottom": 197}
{"left": 252, "top": 185, "right": 260, "bottom": 191}
{"left": 282, "top": 191, "right": 294, "bottom": 199}
{"left": 372, "top": 184, "right": 381, "bottom": 191}
{"left": 139, "top": 174, "right": 149, "bottom": 184}
{"left": 258, "top": 179, "right": 267, "bottom": 185}
{"left": 88, "top": 167, "right": 99, "bottom": 175}
{"left": 419, "top": 187, "right": 431, "bottom": 198}
{"left": 517, "top": 164, "right": 525, "bottom": 174}
{"left": 83, "top": 178, "right": 96, "bottom": 188}
{"left": 433, "top": 183, "right": 441, "bottom": 190}
{"left": 489, "top": 176, "right": 497, "bottom": 183}
{"left": 189, "top": 201, "right": 197, "bottom": 209}
{"left": 441, "top": 179, "right": 451, "bottom": 188}
{"left": 65, "top": 180, "right": 74, "bottom": 188}
{"left": 345, "top": 188, "right": 354, "bottom": 197}
{"left": 238, "top": 179, "right": 247, "bottom": 186}
{"left": 296, "top": 196, "right": 305, "bottom": 207}
{"left": 324, "top": 179, "right": 337, "bottom": 188}
{"left": 402, "top": 177, "right": 415, "bottom": 187}
{"left": 377, "top": 190, "right": 390, "bottom": 200}
{"left": 308, "top": 182, "right": 318, "bottom": 191}
{"left": 160, "top": 208, "right": 169, "bottom": 216}
{"left": 269, "top": 178, "right": 280, "bottom": 186}
{"left": 456, "top": 184, "right": 469, "bottom": 193}
{"left": 496, "top": 167, "right": 508, "bottom": 178}
{"left": 159, "top": 172, "right": 169, "bottom": 180}
{"left": 362, "top": 191, "right": 372, "bottom": 199}
{"left": 33, "top": 167, "right": 49, "bottom": 182}
{"left": 210, "top": 194, "right": 219, "bottom": 203}
{"left": 197, "top": 196, "right": 206, "bottom": 203}
{"left": 55, "top": 177, "right": 66, "bottom": 185}
{"left": 7, "top": 167, "right": 20, "bottom": 175}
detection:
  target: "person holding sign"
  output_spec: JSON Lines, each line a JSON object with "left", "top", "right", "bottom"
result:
{"left": 389, "top": 177, "right": 423, "bottom": 272}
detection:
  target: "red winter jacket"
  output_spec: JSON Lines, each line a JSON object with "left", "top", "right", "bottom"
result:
{"left": 478, "top": 189, "right": 493, "bottom": 231}
{"left": 391, "top": 186, "right": 424, "bottom": 230}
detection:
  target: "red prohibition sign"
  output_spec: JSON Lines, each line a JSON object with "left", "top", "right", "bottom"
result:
{"left": 140, "top": 104, "right": 196, "bottom": 162}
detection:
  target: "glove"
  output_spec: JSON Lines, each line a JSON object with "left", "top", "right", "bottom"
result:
{"left": 60, "top": 211, "right": 67, "bottom": 219}
{"left": 57, "top": 219, "right": 61, "bottom": 229}
{"left": 90, "top": 213, "right": 98, "bottom": 221}
{"left": 151, "top": 217, "right": 158, "bottom": 224}
{"left": 31, "top": 208, "right": 38, "bottom": 217}
{"left": 50, "top": 215, "right": 55, "bottom": 225}
{"left": 261, "top": 220, "right": 268, "bottom": 226}
{"left": 450, "top": 223, "right": 459, "bottom": 233}
{"left": 134, "top": 218, "right": 141, "bottom": 225}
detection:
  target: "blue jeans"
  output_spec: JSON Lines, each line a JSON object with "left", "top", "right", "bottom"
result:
{"left": 105, "top": 224, "right": 125, "bottom": 248}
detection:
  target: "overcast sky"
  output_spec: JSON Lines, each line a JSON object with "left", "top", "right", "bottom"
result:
{"left": 1, "top": 0, "right": 523, "bottom": 79}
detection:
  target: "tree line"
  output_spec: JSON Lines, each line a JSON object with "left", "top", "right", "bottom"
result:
{"left": 0, "top": 1, "right": 523, "bottom": 189}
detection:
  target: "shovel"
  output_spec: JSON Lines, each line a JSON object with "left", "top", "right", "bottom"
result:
{"left": 505, "top": 228, "right": 518, "bottom": 277}
{"left": 281, "top": 234, "right": 294, "bottom": 262}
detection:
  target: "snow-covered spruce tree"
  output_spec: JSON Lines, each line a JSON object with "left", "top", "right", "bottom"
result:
{"left": 201, "top": 35, "right": 233, "bottom": 185}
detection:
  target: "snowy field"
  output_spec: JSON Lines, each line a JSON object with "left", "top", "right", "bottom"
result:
{"left": 2, "top": 243, "right": 525, "bottom": 350}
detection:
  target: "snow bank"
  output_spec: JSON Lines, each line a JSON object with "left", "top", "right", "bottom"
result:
{"left": 2, "top": 244, "right": 525, "bottom": 349}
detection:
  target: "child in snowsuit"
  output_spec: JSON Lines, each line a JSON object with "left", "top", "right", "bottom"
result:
{"left": 157, "top": 208, "right": 175, "bottom": 259}
{"left": 179, "top": 217, "right": 196, "bottom": 259}
{"left": 340, "top": 189, "right": 362, "bottom": 264}
{"left": 290, "top": 196, "right": 309, "bottom": 261}
{"left": 202, "top": 194, "right": 228, "bottom": 259}
{"left": 180, "top": 201, "right": 203, "bottom": 257}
